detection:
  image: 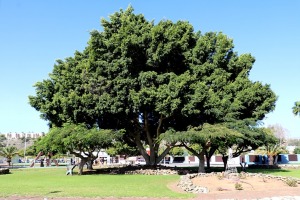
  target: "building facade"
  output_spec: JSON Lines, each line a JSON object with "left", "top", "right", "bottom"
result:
{"left": 0, "top": 132, "right": 45, "bottom": 140}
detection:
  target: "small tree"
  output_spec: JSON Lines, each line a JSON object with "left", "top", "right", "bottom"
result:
{"left": 255, "top": 127, "right": 286, "bottom": 165}
{"left": 293, "top": 147, "right": 300, "bottom": 154}
{"left": 33, "top": 123, "right": 124, "bottom": 174}
{"left": 161, "top": 123, "right": 243, "bottom": 172}
{"left": 267, "top": 124, "right": 288, "bottom": 146}
{"left": 0, "top": 146, "right": 19, "bottom": 166}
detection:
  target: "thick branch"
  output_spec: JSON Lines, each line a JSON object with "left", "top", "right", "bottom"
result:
{"left": 144, "top": 111, "right": 153, "bottom": 146}
{"left": 156, "top": 114, "right": 164, "bottom": 137}
{"left": 157, "top": 142, "right": 176, "bottom": 161}
{"left": 181, "top": 142, "right": 200, "bottom": 158}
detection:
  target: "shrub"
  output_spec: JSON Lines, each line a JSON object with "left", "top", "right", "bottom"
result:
{"left": 293, "top": 147, "right": 300, "bottom": 154}
{"left": 235, "top": 182, "right": 243, "bottom": 190}
{"left": 285, "top": 178, "right": 298, "bottom": 187}
{"left": 217, "top": 173, "right": 225, "bottom": 180}
{"left": 238, "top": 172, "right": 247, "bottom": 179}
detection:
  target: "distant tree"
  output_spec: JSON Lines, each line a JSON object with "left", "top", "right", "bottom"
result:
{"left": 33, "top": 124, "right": 124, "bottom": 174}
{"left": 293, "top": 147, "right": 300, "bottom": 154}
{"left": 0, "top": 146, "right": 19, "bottom": 166}
{"left": 288, "top": 139, "right": 300, "bottom": 146}
{"left": 26, "top": 137, "right": 42, "bottom": 156}
{"left": 106, "top": 142, "right": 139, "bottom": 157}
{"left": 255, "top": 127, "right": 287, "bottom": 165}
{"left": 169, "top": 147, "right": 185, "bottom": 156}
{"left": 267, "top": 124, "right": 288, "bottom": 146}
{"left": 29, "top": 6, "right": 277, "bottom": 166}
{"left": 20, "top": 136, "right": 30, "bottom": 144}
{"left": 0, "top": 134, "right": 6, "bottom": 147}
{"left": 292, "top": 101, "right": 300, "bottom": 116}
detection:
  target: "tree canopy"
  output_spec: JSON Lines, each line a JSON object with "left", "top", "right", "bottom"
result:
{"left": 29, "top": 6, "right": 277, "bottom": 165}
{"left": 31, "top": 123, "right": 123, "bottom": 174}
{"left": 292, "top": 101, "right": 300, "bottom": 117}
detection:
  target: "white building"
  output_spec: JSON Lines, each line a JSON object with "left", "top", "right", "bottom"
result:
{"left": 0, "top": 132, "right": 45, "bottom": 140}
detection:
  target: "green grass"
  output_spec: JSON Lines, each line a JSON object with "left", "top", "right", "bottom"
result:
{"left": 247, "top": 168, "right": 300, "bottom": 178}
{"left": 1, "top": 167, "right": 300, "bottom": 199}
{"left": 0, "top": 168, "right": 194, "bottom": 199}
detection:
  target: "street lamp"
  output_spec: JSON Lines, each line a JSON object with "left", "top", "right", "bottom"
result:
{"left": 23, "top": 133, "right": 27, "bottom": 167}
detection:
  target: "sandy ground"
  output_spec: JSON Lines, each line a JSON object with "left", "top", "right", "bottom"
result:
{"left": 192, "top": 174, "right": 300, "bottom": 199}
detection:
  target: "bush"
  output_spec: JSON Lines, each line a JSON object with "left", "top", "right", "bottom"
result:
{"left": 235, "top": 182, "right": 243, "bottom": 190}
{"left": 285, "top": 178, "right": 298, "bottom": 187}
{"left": 293, "top": 147, "right": 300, "bottom": 154}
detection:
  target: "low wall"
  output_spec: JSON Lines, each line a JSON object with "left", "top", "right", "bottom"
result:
{"left": 186, "top": 154, "right": 300, "bottom": 166}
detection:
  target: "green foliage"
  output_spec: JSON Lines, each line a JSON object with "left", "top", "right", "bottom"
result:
{"left": 0, "top": 134, "right": 6, "bottom": 147}
{"left": 169, "top": 147, "right": 185, "bottom": 156}
{"left": 106, "top": 142, "right": 139, "bottom": 157}
{"left": 294, "top": 147, "right": 300, "bottom": 154}
{"left": 29, "top": 6, "right": 277, "bottom": 165}
{"left": 255, "top": 127, "right": 288, "bottom": 159}
{"left": 292, "top": 101, "right": 300, "bottom": 117}
{"left": 0, "top": 146, "right": 19, "bottom": 165}
{"left": 32, "top": 124, "right": 124, "bottom": 158}
{"left": 26, "top": 137, "right": 42, "bottom": 156}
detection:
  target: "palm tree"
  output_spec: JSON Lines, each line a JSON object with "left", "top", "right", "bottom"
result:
{"left": 292, "top": 101, "right": 300, "bottom": 116}
{"left": 0, "top": 146, "right": 19, "bottom": 166}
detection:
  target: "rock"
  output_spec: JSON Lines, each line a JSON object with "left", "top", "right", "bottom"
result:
{"left": 0, "top": 168, "right": 9, "bottom": 175}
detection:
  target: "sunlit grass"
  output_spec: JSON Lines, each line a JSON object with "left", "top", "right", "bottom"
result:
{"left": 1, "top": 166, "right": 300, "bottom": 198}
{"left": 247, "top": 168, "right": 300, "bottom": 178}
{"left": 0, "top": 168, "right": 194, "bottom": 198}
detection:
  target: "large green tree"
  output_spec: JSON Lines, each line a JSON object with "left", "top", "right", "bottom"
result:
{"left": 29, "top": 7, "right": 277, "bottom": 166}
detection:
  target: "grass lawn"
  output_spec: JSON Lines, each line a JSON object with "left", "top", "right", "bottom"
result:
{"left": 247, "top": 168, "right": 300, "bottom": 178}
{"left": 0, "top": 167, "right": 195, "bottom": 199}
{"left": 1, "top": 167, "right": 299, "bottom": 199}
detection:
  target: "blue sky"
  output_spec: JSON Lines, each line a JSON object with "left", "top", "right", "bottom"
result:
{"left": 0, "top": 1, "right": 299, "bottom": 138}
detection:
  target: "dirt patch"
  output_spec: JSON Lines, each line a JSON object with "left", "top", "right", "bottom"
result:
{"left": 192, "top": 175, "right": 300, "bottom": 199}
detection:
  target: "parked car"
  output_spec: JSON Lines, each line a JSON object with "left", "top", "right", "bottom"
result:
{"left": 135, "top": 158, "right": 146, "bottom": 165}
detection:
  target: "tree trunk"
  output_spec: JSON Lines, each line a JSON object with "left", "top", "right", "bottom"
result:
{"left": 268, "top": 155, "right": 274, "bottom": 165}
{"left": 222, "top": 156, "right": 228, "bottom": 171}
{"left": 78, "top": 158, "right": 88, "bottom": 175}
{"left": 205, "top": 151, "right": 211, "bottom": 169}
{"left": 86, "top": 159, "right": 93, "bottom": 170}
{"left": 274, "top": 155, "right": 278, "bottom": 165}
{"left": 204, "top": 146, "right": 217, "bottom": 170}
{"left": 198, "top": 151, "right": 205, "bottom": 173}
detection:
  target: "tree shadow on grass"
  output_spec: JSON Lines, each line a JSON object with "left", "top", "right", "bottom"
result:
{"left": 47, "top": 191, "right": 62, "bottom": 194}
